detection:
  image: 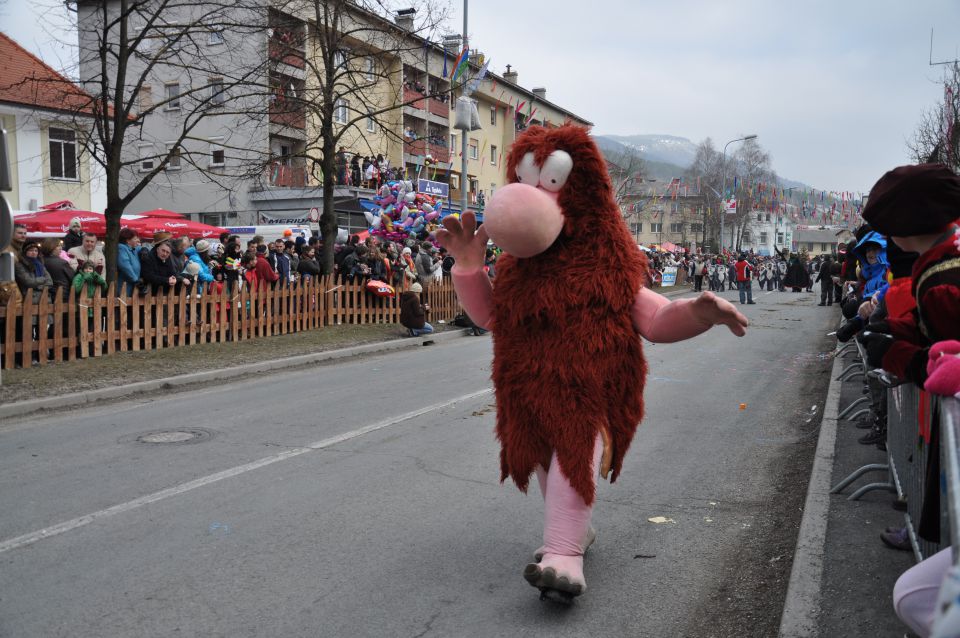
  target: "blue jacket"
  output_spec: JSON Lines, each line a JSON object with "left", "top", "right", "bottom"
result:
{"left": 853, "top": 231, "right": 888, "bottom": 298}
{"left": 185, "top": 247, "right": 215, "bottom": 293}
{"left": 117, "top": 243, "right": 141, "bottom": 295}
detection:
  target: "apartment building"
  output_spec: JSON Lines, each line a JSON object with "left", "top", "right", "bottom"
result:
{"left": 0, "top": 32, "right": 106, "bottom": 213}
{"left": 739, "top": 211, "right": 796, "bottom": 256}
{"left": 75, "top": 3, "right": 590, "bottom": 229}
{"left": 627, "top": 193, "right": 706, "bottom": 250}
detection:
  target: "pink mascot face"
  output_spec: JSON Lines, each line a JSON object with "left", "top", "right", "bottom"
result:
{"left": 482, "top": 128, "right": 579, "bottom": 258}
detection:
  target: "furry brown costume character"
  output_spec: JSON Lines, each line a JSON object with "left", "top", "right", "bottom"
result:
{"left": 490, "top": 125, "right": 649, "bottom": 505}
{"left": 438, "top": 123, "right": 747, "bottom": 603}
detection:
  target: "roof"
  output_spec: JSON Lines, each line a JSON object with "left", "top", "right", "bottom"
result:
{"left": 0, "top": 31, "right": 96, "bottom": 116}
{"left": 795, "top": 228, "right": 847, "bottom": 243}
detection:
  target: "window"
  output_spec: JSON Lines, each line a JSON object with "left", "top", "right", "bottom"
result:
{"left": 469, "top": 177, "right": 479, "bottom": 193}
{"left": 366, "top": 57, "right": 375, "bottom": 81}
{"left": 208, "top": 138, "right": 225, "bottom": 167}
{"left": 821, "top": 243, "right": 829, "bottom": 252}
{"left": 138, "top": 143, "right": 155, "bottom": 172}
{"left": 450, "top": 134, "right": 458, "bottom": 151}
{"left": 490, "top": 144, "right": 497, "bottom": 165}
{"left": 765, "top": 213, "right": 771, "bottom": 222}
{"left": 670, "top": 222, "right": 683, "bottom": 233}
{"left": 631, "top": 223, "right": 643, "bottom": 233}
{"left": 334, "top": 98, "right": 348, "bottom": 124}
{"left": 209, "top": 78, "right": 225, "bottom": 106}
{"left": 807, "top": 242, "right": 814, "bottom": 251}
{"left": 468, "top": 138, "right": 478, "bottom": 160}
{"left": 334, "top": 49, "right": 348, "bottom": 69}
{"left": 279, "top": 144, "right": 291, "bottom": 166}
{"left": 777, "top": 232, "right": 784, "bottom": 244}
{"left": 490, "top": 105, "right": 497, "bottom": 126}
{"left": 165, "top": 143, "right": 181, "bottom": 170}
{"left": 366, "top": 110, "right": 376, "bottom": 133}
{"left": 690, "top": 223, "right": 703, "bottom": 233}
{"left": 757, "top": 213, "right": 762, "bottom": 221}
{"left": 450, "top": 174, "right": 460, "bottom": 189}
{"left": 48, "top": 127, "right": 78, "bottom": 180}
{"left": 165, "top": 82, "right": 181, "bottom": 110}
{"left": 760, "top": 231, "right": 768, "bottom": 244}
{"left": 208, "top": 29, "right": 224, "bottom": 45}
{"left": 743, "top": 230, "right": 752, "bottom": 241}
{"left": 651, "top": 222, "right": 662, "bottom": 233}
{"left": 138, "top": 85, "right": 153, "bottom": 111}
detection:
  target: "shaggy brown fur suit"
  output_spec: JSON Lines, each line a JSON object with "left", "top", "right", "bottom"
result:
{"left": 490, "top": 125, "right": 650, "bottom": 506}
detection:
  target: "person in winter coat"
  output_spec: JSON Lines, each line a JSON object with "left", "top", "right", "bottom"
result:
{"left": 168, "top": 237, "right": 190, "bottom": 276}
{"left": 268, "top": 239, "right": 291, "bottom": 286}
{"left": 815, "top": 255, "right": 834, "bottom": 306}
{"left": 40, "top": 238, "right": 75, "bottom": 298}
{"left": 218, "top": 240, "right": 242, "bottom": 293}
{"left": 296, "top": 246, "right": 322, "bottom": 280}
{"left": 399, "top": 282, "right": 433, "bottom": 336}
{"left": 140, "top": 241, "right": 180, "bottom": 294}
{"left": 693, "top": 256, "right": 706, "bottom": 291}
{"left": 255, "top": 245, "right": 280, "bottom": 287}
{"left": 241, "top": 253, "right": 260, "bottom": 291}
{"left": 14, "top": 241, "right": 54, "bottom": 302}
{"left": 116, "top": 228, "right": 142, "bottom": 296}
{"left": 72, "top": 261, "right": 107, "bottom": 317}
{"left": 62, "top": 218, "right": 84, "bottom": 252}
{"left": 184, "top": 240, "right": 215, "bottom": 294}
{"left": 851, "top": 231, "right": 889, "bottom": 301}
{"left": 66, "top": 233, "right": 105, "bottom": 274}
{"left": 416, "top": 242, "right": 440, "bottom": 285}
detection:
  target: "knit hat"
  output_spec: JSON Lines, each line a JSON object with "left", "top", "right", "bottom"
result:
{"left": 69, "top": 217, "right": 82, "bottom": 229}
{"left": 153, "top": 231, "right": 173, "bottom": 244}
{"left": 409, "top": 282, "right": 423, "bottom": 293}
{"left": 21, "top": 241, "right": 40, "bottom": 255}
{"left": 194, "top": 239, "right": 211, "bottom": 254}
{"left": 401, "top": 247, "right": 412, "bottom": 255}
{"left": 183, "top": 262, "right": 201, "bottom": 277}
{"left": 862, "top": 164, "right": 960, "bottom": 236}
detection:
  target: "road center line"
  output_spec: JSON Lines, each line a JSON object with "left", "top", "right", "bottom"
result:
{"left": 0, "top": 388, "right": 493, "bottom": 555}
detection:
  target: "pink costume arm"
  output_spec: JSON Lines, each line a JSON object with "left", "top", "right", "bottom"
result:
{"left": 631, "top": 287, "right": 713, "bottom": 343}
{"left": 451, "top": 266, "right": 494, "bottom": 330}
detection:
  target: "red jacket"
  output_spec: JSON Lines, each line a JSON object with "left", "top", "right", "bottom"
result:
{"left": 255, "top": 254, "right": 280, "bottom": 285}
{"left": 735, "top": 259, "right": 753, "bottom": 282}
{"left": 882, "top": 227, "right": 960, "bottom": 384}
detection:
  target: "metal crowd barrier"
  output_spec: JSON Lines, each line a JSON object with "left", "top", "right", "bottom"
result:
{"left": 830, "top": 340, "right": 944, "bottom": 562}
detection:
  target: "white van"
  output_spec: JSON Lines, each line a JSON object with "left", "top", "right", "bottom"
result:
{"left": 223, "top": 225, "right": 314, "bottom": 247}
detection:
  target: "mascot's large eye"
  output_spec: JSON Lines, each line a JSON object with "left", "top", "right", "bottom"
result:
{"left": 539, "top": 150, "right": 573, "bottom": 193}
{"left": 515, "top": 152, "right": 540, "bottom": 185}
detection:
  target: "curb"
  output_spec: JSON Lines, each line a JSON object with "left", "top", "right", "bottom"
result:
{"left": 777, "top": 351, "right": 845, "bottom": 637}
{"left": 0, "top": 328, "right": 472, "bottom": 420}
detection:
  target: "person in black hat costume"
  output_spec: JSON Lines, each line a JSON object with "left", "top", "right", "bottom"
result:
{"left": 857, "top": 163, "right": 960, "bottom": 557}
{"left": 781, "top": 251, "right": 810, "bottom": 292}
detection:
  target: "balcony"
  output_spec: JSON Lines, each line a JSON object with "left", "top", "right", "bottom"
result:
{"left": 402, "top": 87, "right": 426, "bottom": 110}
{"left": 265, "top": 162, "right": 309, "bottom": 188}
{"left": 428, "top": 97, "right": 449, "bottom": 118}
{"left": 270, "top": 108, "right": 306, "bottom": 130}
{"left": 404, "top": 139, "right": 451, "bottom": 162}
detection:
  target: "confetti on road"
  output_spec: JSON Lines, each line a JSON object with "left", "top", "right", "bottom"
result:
{"left": 648, "top": 516, "right": 676, "bottom": 524}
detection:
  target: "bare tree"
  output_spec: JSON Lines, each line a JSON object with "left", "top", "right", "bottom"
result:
{"left": 908, "top": 62, "right": 960, "bottom": 169}
{"left": 731, "top": 138, "right": 776, "bottom": 250}
{"left": 685, "top": 137, "right": 726, "bottom": 249}
{"left": 36, "top": 0, "right": 273, "bottom": 283}
{"left": 264, "top": 0, "right": 453, "bottom": 274}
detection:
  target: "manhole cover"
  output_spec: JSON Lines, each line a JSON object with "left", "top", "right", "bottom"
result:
{"left": 126, "top": 428, "right": 215, "bottom": 445}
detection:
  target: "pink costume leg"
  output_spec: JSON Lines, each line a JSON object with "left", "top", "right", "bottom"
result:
{"left": 524, "top": 436, "right": 603, "bottom": 596}
{"left": 893, "top": 547, "right": 952, "bottom": 637}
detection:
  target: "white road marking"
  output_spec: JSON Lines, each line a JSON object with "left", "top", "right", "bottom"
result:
{"left": 0, "top": 388, "right": 493, "bottom": 555}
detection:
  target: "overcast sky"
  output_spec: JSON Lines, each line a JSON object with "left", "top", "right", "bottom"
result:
{"left": 3, "top": 0, "right": 959, "bottom": 194}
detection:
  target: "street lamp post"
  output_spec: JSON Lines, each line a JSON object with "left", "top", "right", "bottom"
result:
{"left": 720, "top": 134, "right": 757, "bottom": 253}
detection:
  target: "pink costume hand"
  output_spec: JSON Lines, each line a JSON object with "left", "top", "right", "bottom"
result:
{"left": 437, "top": 212, "right": 494, "bottom": 329}
{"left": 435, "top": 211, "right": 489, "bottom": 272}
{"left": 631, "top": 288, "right": 749, "bottom": 343}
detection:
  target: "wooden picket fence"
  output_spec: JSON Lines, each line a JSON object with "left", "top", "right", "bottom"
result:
{"left": 0, "top": 276, "right": 462, "bottom": 369}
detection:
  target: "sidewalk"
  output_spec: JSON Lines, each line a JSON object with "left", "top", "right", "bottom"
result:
{"left": 780, "top": 341, "right": 915, "bottom": 637}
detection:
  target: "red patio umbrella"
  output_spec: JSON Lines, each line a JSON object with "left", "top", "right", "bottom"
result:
{"left": 131, "top": 208, "right": 185, "bottom": 219}
{"left": 127, "top": 217, "right": 227, "bottom": 240}
{"left": 14, "top": 209, "right": 106, "bottom": 235}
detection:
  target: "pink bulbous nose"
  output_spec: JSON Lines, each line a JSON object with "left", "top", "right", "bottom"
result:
{"left": 482, "top": 183, "right": 565, "bottom": 258}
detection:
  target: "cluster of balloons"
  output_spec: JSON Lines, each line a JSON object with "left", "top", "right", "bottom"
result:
{"left": 362, "top": 173, "right": 453, "bottom": 246}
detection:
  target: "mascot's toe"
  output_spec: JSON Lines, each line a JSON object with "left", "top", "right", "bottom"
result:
{"left": 534, "top": 526, "right": 596, "bottom": 562}
{"left": 523, "top": 553, "right": 586, "bottom": 601}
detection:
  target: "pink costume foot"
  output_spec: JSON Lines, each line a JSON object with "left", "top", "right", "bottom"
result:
{"left": 533, "top": 465, "right": 597, "bottom": 561}
{"left": 524, "top": 436, "right": 604, "bottom": 600}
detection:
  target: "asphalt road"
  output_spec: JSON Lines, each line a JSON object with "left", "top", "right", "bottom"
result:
{"left": 0, "top": 287, "right": 835, "bottom": 638}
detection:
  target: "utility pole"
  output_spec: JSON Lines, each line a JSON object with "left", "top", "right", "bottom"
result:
{"left": 459, "top": 0, "right": 469, "bottom": 215}
{"left": 720, "top": 134, "right": 756, "bottom": 253}
{"left": 0, "top": 128, "right": 14, "bottom": 386}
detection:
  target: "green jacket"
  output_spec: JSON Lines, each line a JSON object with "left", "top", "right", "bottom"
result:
{"left": 72, "top": 271, "right": 106, "bottom": 316}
